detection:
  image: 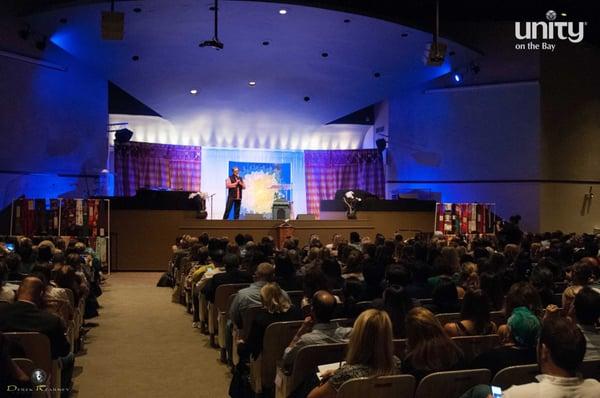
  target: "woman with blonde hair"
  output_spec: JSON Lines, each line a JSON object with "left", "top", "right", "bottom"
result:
{"left": 307, "top": 309, "right": 401, "bottom": 398}
{"left": 402, "top": 307, "right": 465, "bottom": 381}
{"left": 237, "top": 282, "right": 301, "bottom": 361}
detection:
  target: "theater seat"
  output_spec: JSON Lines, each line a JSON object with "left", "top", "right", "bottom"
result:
{"left": 581, "top": 359, "right": 600, "bottom": 381}
{"left": 491, "top": 364, "right": 538, "bottom": 389}
{"left": 337, "top": 374, "right": 416, "bottom": 398}
{"left": 414, "top": 369, "right": 491, "bottom": 398}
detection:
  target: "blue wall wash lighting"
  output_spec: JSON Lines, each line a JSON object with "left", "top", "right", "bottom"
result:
{"left": 453, "top": 73, "right": 462, "bottom": 83}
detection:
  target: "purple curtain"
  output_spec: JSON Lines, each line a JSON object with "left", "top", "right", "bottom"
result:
{"left": 114, "top": 142, "right": 201, "bottom": 196}
{"left": 304, "top": 149, "right": 385, "bottom": 217}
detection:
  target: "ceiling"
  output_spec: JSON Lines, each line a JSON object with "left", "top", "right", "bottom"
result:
{"left": 20, "top": 0, "right": 480, "bottom": 149}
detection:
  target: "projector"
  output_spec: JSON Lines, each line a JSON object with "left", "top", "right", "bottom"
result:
{"left": 199, "top": 39, "right": 224, "bottom": 50}
{"left": 424, "top": 42, "right": 447, "bottom": 66}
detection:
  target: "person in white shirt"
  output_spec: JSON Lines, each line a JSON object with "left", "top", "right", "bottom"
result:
{"left": 503, "top": 316, "right": 600, "bottom": 398}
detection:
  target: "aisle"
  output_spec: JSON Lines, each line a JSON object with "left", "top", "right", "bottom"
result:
{"left": 72, "top": 272, "right": 231, "bottom": 397}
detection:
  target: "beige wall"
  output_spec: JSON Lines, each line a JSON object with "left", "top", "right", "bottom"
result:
{"left": 540, "top": 183, "right": 600, "bottom": 233}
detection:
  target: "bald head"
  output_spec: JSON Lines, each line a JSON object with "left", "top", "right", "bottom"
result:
{"left": 255, "top": 262, "right": 275, "bottom": 282}
{"left": 312, "top": 290, "right": 337, "bottom": 323}
{"left": 17, "top": 276, "right": 45, "bottom": 306}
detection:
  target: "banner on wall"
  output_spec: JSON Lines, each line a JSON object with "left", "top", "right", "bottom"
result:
{"left": 228, "top": 161, "right": 291, "bottom": 216}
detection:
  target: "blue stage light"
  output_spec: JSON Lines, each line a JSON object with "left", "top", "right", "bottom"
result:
{"left": 453, "top": 73, "right": 462, "bottom": 83}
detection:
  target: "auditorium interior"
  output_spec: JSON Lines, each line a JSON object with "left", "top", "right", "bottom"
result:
{"left": 0, "top": 1, "right": 599, "bottom": 397}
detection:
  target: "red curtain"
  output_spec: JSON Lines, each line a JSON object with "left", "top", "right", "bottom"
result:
{"left": 114, "top": 142, "right": 201, "bottom": 196}
{"left": 304, "top": 149, "right": 385, "bottom": 217}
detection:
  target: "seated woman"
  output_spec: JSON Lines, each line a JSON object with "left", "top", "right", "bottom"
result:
{"left": 424, "top": 277, "right": 461, "bottom": 314}
{"left": 444, "top": 289, "right": 497, "bottom": 337}
{"left": 402, "top": 307, "right": 465, "bottom": 382}
{"left": 307, "top": 309, "right": 401, "bottom": 398}
{"left": 237, "top": 282, "right": 302, "bottom": 362}
{"left": 374, "top": 285, "right": 414, "bottom": 339}
{"left": 274, "top": 253, "right": 303, "bottom": 292}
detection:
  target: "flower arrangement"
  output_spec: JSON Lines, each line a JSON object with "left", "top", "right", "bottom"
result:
{"left": 343, "top": 191, "right": 362, "bottom": 219}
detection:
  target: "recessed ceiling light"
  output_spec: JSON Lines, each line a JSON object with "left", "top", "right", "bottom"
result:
{"left": 321, "top": 52, "right": 329, "bottom": 58}
{"left": 303, "top": 96, "right": 310, "bottom": 102}
{"left": 448, "top": 51, "right": 455, "bottom": 56}
{"left": 279, "top": 9, "right": 287, "bottom": 15}
{"left": 344, "top": 19, "right": 351, "bottom": 23}
{"left": 133, "top": 7, "right": 142, "bottom": 13}
{"left": 131, "top": 55, "right": 140, "bottom": 61}
{"left": 401, "top": 33, "right": 408, "bottom": 37}
{"left": 373, "top": 72, "right": 381, "bottom": 78}
{"left": 190, "top": 89, "right": 198, "bottom": 95}
{"left": 248, "top": 81, "right": 256, "bottom": 87}
{"left": 560, "top": 12, "right": 567, "bottom": 17}
{"left": 262, "top": 40, "right": 270, "bottom": 46}
{"left": 59, "top": 17, "right": 68, "bottom": 24}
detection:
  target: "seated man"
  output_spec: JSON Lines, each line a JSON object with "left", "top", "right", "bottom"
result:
{"left": 0, "top": 276, "right": 74, "bottom": 393}
{"left": 504, "top": 316, "right": 600, "bottom": 397}
{"left": 573, "top": 287, "right": 600, "bottom": 360}
{"left": 282, "top": 290, "right": 351, "bottom": 371}
{"left": 201, "top": 253, "right": 251, "bottom": 303}
{"left": 470, "top": 306, "right": 540, "bottom": 376}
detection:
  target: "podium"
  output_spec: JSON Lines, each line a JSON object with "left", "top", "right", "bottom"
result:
{"left": 272, "top": 199, "right": 291, "bottom": 220}
{"left": 276, "top": 222, "right": 295, "bottom": 249}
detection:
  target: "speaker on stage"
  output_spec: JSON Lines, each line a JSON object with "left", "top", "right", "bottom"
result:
{"left": 296, "top": 214, "right": 316, "bottom": 220}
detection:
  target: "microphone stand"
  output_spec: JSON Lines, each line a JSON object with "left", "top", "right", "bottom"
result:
{"left": 209, "top": 193, "right": 216, "bottom": 220}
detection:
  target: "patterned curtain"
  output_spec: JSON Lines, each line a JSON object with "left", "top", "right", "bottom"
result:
{"left": 304, "top": 149, "right": 385, "bottom": 217}
{"left": 114, "top": 142, "right": 201, "bottom": 196}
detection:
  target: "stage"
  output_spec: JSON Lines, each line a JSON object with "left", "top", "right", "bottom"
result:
{"left": 109, "top": 207, "right": 435, "bottom": 271}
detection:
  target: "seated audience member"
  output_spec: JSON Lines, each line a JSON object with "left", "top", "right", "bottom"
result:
{"left": 0, "top": 263, "right": 18, "bottom": 303}
{"left": 425, "top": 277, "right": 461, "bottom": 314}
{"left": 307, "top": 309, "right": 401, "bottom": 398}
{"left": 31, "top": 264, "right": 74, "bottom": 323}
{"left": 201, "top": 253, "right": 251, "bottom": 303}
{"left": 529, "top": 265, "right": 560, "bottom": 307}
{"left": 4, "top": 252, "right": 25, "bottom": 282}
{"left": 0, "top": 276, "right": 74, "bottom": 391}
{"left": 300, "top": 268, "right": 339, "bottom": 312}
{"left": 341, "top": 250, "right": 363, "bottom": 281}
{"left": 360, "top": 262, "right": 385, "bottom": 301}
{"left": 504, "top": 281, "right": 543, "bottom": 319}
{"left": 444, "top": 289, "right": 497, "bottom": 337}
{"left": 349, "top": 231, "right": 361, "bottom": 251}
{"left": 503, "top": 317, "right": 600, "bottom": 398}
{"left": 427, "top": 247, "right": 460, "bottom": 290}
{"left": 321, "top": 258, "right": 344, "bottom": 290}
{"left": 54, "top": 265, "right": 82, "bottom": 306}
{"left": 237, "top": 282, "right": 302, "bottom": 361}
{"left": 479, "top": 272, "right": 505, "bottom": 311}
{"left": 374, "top": 285, "right": 414, "bottom": 338}
{"left": 563, "top": 261, "right": 593, "bottom": 314}
{"left": 282, "top": 290, "right": 351, "bottom": 370}
{"left": 402, "top": 307, "right": 465, "bottom": 382}
{"left": 573, "top": 287, "right": 600, "bottom": 360}
{"left": 274, "top": 253, "right": 303, "bottom": 291}
{"left": 470, "top": 306, "right": 540, "bottom": 376}
{"left": 458, "top": 262, "right": 480, "bottom": 292}
{"left": 16, "top": 237, "right": 36, "bottom": 274}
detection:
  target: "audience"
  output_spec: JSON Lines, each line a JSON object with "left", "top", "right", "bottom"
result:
{"left": 573, "top": 287, "right": 600, "bottom": 360}
{"left": 444, "top": 289, "right": 497, "bottom": 337}
{"left": 503, "top": 317, "right": 599, "bottom": 397}
{"left": 307, "top": 309, "right": 401, "bottom": 398}
{"left": 402, "top": 307, "right": 465, "bottom": 381}
{"left": 374, "top": 285, "right": 414, "bottom": 338}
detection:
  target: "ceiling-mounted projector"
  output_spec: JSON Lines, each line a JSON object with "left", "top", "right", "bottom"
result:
{"left": 199, "top": 38, "right": 224, "bottom": 50}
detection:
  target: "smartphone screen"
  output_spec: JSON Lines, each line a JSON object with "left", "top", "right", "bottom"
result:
{"left": 5, "top": 243, "right": 14, "bottom": 252}
{"left": 491, "top": 385, "right": 502, "bottom": 398}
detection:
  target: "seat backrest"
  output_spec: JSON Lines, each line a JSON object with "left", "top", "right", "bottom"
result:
{"left": 580, "top": 359, "right": 600, "bottom": 381}
{"left": 419, "top": 298, "right": 433, "bottom": 305}
{"left": 289, "top": 343, "right": 348, "bottom": 394}
{"left": 392, "top": 339, "right": 407, "bottom": 360}
{"left": 2, "top": 332, "right": 52, "bottom": 375}
{"left": 414, "top": 368, "right": 491, "bottom": 398}
{"left": 452, "top": 335, "right": 500, "bottom": 363}
{"left": 337, "top": 374, "right": 416, "bottom": 398}
{"left": 286, "top": 291, "right": 304, "bottom": 309}
{"left": 491, "top": 364, "right": 538, "bottom": 389}
{"left": 63, "top": 288, "right": 75, "bottom": 307}
{"left": 215, "top": 283, "right": 250, "bottom": 313}
{"left": 44, "top": 299, "right": 70, "bottom": 322}
{"left": 435, "top": 312, "right": 461, "bottom": 327}
{"left": 260, "top": 320, "right": 304, "bottom": 389}
{"left": 489, "top": 311, "right": 506, "bottom": 326}
{"left": 239, "top": 305, "right": 263, "bottom": 340}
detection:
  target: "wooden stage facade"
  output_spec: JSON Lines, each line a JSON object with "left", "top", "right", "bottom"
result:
{"left": 110, "top": 209, "right": 435, "bottom": 271}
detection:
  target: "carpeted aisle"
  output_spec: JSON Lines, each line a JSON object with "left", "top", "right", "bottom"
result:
{"left": 71, "top": 272, "right": 231, "bottom": 398}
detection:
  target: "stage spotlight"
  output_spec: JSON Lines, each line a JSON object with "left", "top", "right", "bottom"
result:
{"left": 376, "top": 138, "right": 387, "bottom": 154}
{"left": 114, "top": 128, "right": 134, "bottom": 143}
{"left": 453, "top": 73, "right": 462, "bottom": 83}
{"left": 279, "top": 9, "right": 287, "bottom": 15}
{"left": 190, "top": 89, "right": 198, "bottom": 95}
{"left": 248, "top": 81, "right": 256, "bottom": 87}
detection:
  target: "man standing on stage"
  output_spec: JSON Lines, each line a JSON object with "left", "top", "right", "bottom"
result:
{"left": 223, "top": 167, "right": 245, "bottom": 219}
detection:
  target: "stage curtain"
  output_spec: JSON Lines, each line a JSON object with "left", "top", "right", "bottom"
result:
{"left": 114, "top": 141, "right": 201, "bottom": 196}
{"left": 304, "top": 149, "right": 385, "bottom": 217}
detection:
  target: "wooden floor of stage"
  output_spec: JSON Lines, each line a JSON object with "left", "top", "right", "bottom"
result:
{"left": 110, "top": 210, "right": 434, "bottom": 271}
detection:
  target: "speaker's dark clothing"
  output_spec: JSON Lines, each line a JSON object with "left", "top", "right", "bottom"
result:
{"left": 223, "top": 174, "right": 244, "bottom": 219}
